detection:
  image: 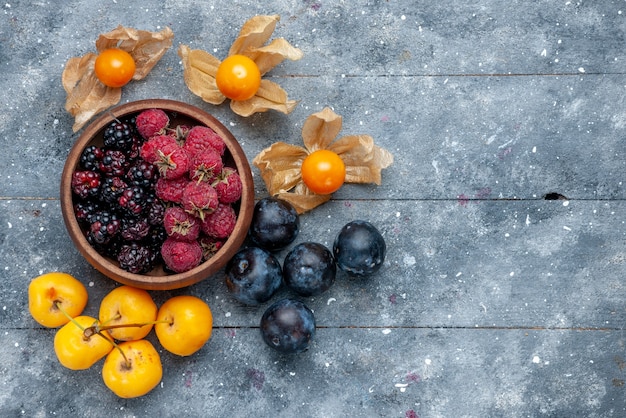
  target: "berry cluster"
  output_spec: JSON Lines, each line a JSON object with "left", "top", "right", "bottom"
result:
{"left": 71, "top": 108, "right": 243, "bottom": 274}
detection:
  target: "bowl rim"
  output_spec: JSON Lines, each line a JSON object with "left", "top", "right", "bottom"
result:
{"left": 60, "top": 99, "right": 255, "bottom": 290}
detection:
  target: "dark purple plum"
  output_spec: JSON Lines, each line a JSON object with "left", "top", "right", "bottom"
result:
{"left": 260, "top": 298, "right": 315, "bottom": 353}
{"left": 249, "top": 197, "right": 299, "bottom": 251}
{"left": 225, "top": 247, "right": 283, "bottom": 306}
{"left": 283, "top": 242, "right": 336, "bottom": 296}
{"left": 333, "top": 220, "right": 386, "bottom": 277}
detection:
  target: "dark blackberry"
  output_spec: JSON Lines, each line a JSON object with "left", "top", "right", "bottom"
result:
{"left": 143, "top": 225, "right": 167, "bottom": 255}
{"left": 120, "top": 216, "right": 151, "bottom": 241}
{"left": 118, "top": 186, "right": 147, "bottom": 216}
{"left": 146, "top": 198, "right": 166, "bottom": 226}
{"left": 99, "top": 176, "right": 128, "bottom": 204}
{"left": 99, "top": 149, "right": 128, "bottom": 177}
{"left": 103, "top": 121, "right": 135, "bottom": 151}
{"left": 79, "top": 145, "right": 104, "bottom": 171}
{"left": 88, "top": 210, "right": 121, "bottom": 245}
{"left": 73, "top": 199, "right": 101, "bottom": 226}
{"left": 117, "top": 242, "right": 155, "bottom": 274}
{"left": 126, "top": 160, "right": 159, "bottom": 188}
{"left": 71, "top": 170, "right": 101, "bottom": 199}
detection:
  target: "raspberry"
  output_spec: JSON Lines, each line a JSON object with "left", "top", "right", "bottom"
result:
{"left": 200, "top": 203, "right": 237, "bottom": 239}
{"left": 213, "top": 167, "right": 243, "bottom": 204}
{"left": 99, "top": 149, "right": 128, "bottom": 177}
{"left": 183, "top": 125, "right": 226, "bottom": 157}
{"left": 163, "top": 206, "right": 201, "bottom": 242}
{"left": 71, "top": 170, "right": 101, "bottom": 199}
{"left": 79, "top": 145, "right": 104, "bottom": 171}
{"left": 135, "top": 108, "right": 170, "bottom": 140}
{"left": 189, "top": 148, "right": 223, "bottom": 183}
{"left": 117, "top": 242, "right": 155, "bottom": 274}
{"left": 165, "top": 124, "right": 191, "bottom": 144}
{"left": 199, "top": 235, "right": 224, "bottom": 260}
{"left": 155, "top": 176, "right": 188, "bottom": 203}
{"left": 154, "top": 145, "right": 190, "bottom": 180}
{"left": 103, "top": 121, "right": 135, "bottom": 151}
{"left": 160, "top": 237, "right": 203, "bottom": 273}
{"left": 140, "top": 135, "right": 178, "bottom": 164}
{"left": 181, "top": 181, "right": 219, "bottom": 221}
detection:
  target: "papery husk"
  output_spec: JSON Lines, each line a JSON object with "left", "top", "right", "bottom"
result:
{"left": 178, "top": 45, "right": 225, "bottom": 105}
{"left": 302, "top": 107, "right": 344, "bottom": 151}
{"left": 95, "top": 25, "right": 174, "bottom": 79}
{"left": 328, "top": 135, "right": 394, "bottom": 185}
{"left": 229, "top": 15, "right": 280, "bottom": 57}
{"left": 62, "top": 25, "right": 174, "bottom": 132}
{"left": 62, "top": 54, "right": 122, "bottom": 132}
{"left": 253, "top": 142, "right": 308, "bottom": 195}
{"left": 230, "top": 79, "right": 299, "bottom": 116}
{"left": 274, "top": 189, "right": 332, "bottom": 215}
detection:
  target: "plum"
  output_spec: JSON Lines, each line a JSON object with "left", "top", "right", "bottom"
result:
{"left": 283, "top": 242, "right": 336, "bottom": 296}
{"left": 260, "top": 298, "right": 315, "bottom": 353}
{"left": 333, "top": 220, "right": 386, "bottom": 276}
{"left": 249, "top": 197, "right": 299, "bottom": 251}
{"left": 225, "top": 247, "right": 283, "bottom": 306}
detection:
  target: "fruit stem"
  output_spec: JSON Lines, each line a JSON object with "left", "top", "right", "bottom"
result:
{"left": 53, "top": 301, "right": 87, "bottom": 334}
{"left": 82, "top": 319, "right": 170, "bottom": 337}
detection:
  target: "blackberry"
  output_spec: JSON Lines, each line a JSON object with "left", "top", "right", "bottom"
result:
{"left": 118, "top": 186, "right": 147, "bottom": 216}
{"left": 143, "top": 225, "right": 167, "bottom": 259}
{"left": 126, "top": 160, "right": 159, "bottom": 188}
{"left": 73, "top": 199, "right": 101, "bottom": 226}
{"left": 99, "top": 149, "right": 128, "bottom": 177}
{"left": 117, "top": 242, "right": 155, "bottom": 274}
{"left": 71, "top": 170, "right": 101, "bottom": 199}
{"left": 88, "top": 210, "right": 121, "bottom": 245}
{"left": 99, "top": 176, "right": 128, "bottom": 204}
{"left": 103, "top": 121, "right": 135, "bottom": 151}
{"left": 146, "top": 198, "right": 166, "bottom": 226}
{"left": 120, "top": 216, "right": 151, "bottom": 241}
{"left": 79, "top": 145, "right": 104, "bottom": 171}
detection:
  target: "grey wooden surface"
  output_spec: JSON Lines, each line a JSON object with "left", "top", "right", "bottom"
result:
{"left": 1, "top": 1, "right": 625, "bottom": 417}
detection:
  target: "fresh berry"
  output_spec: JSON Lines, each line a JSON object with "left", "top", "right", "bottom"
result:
{"left": 135, "top": 108, "right": 170, "bottom": 140}
{"left": 103, "top": 121, "right": 135, "bottom": 151}
{"left": 99, "top": 149, "right": 128, "bottom": 177}
{"left": 183, "top": 125, "right": 226, "bottom": 157}
{"left": 99, "top": 176, "right": 128, "bottom": 204}
{"left": 143, "top": 225, "right": 167, "bottom": 256}
{"left": 260, "top": 299, "right": 315, "bottom": 354}
{"left": 199, "top": 235, "right": 224, "bottom": 260}
{"left": 160, "top": 237, "right": 203, "bottom": 273}
{"left": 140, "top": 135, "right": 178, "bottom": 164}
{"left": 73, "top": 199, "right": 101, "bottom": 225}
{"left": 283, "top": 242, "right": 336, "bottom": 296}
{"left": 120, "top": 216, "right": 151, "bottom": 241}
{"left": 213, "top": 167, "right": 242, "bottom": 204}
{"left": 225, "top": 247, "right": 283, "bottom": 306}
{"left": 181, "top": 181, "right": 219, "bottom": 221}
{"left": 333, "top": 220, "right": 386, "bottom": 277}
{"left": 163, "top": 206, "right": 201, "bottom": 242}
{"left": 200, "top": 203, "right": 236, "bottom": 239}
{"left": 117, "top": 242, "right": 155, "bottom": 274}
{"left": 118, "top": 186, "right": 147, "bottom": 216}
{"left": 155, "top": 176, "right": 188, "bottom": 203}
{"left": 146, "top": 199, "right": 166, "bottom": 226}
{"left": 154, "top": 144, "right": 190, "bottom": 180}
{"left": 71, "top": 170, "right": 101, "bottom": 199}
{"left": 189, "top": 148, "right": 223, "bottom": 183}
{"left": 126, "top": 160, "right": 159, "bottom": 188}
{"left": 88, "top": 210, "right": 121, "bottom": 245}
{"left": 249, "top": 197, "right": 299, "bottom": 251}
{"left": 165, "top": 124, "right": 191, "bottom": 144}
{"left": 79, "top": 145, "right": 104, "bottom": 171}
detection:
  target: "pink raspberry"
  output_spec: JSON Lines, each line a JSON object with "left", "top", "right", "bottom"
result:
{"left": 135, "top": 108, "right": 170, "bottom": 139}
{"left": 181, "top": 181, "right": 219, "bottom": 221}
{"left": 183, "top": 125, "right": 226, "bottom": 157}
{"left": 213, "top": 167, "right": 242, "bottom": 204}
{"left": 140, "top": 135, "right": 178, "bottom": 164}
{"left": 165, "top": 124, "right": 192, "bottom": 144}
{"left": 199, "top": 235, "right": 225, "bottom": 260}
{"left": 155, "top": 176, "right": 188, "bottom": 203}
{"left": 190, "top": 148, "right": 223, "bottom": 183}
{"left": 163, "top": 206, "right": 201, "bottom": 242}
{"left": 154, "top": 144, "right": 191, "bottom": 180}
{"left": 160, "top": 237, "right": 203, "bottom": 273}
{"left": 200, "top": 203, "right": 237, "bottom": 239}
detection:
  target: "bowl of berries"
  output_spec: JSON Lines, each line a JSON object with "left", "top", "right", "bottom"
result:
{"left": 60, "top": 99, "right": 255, "bottom": 290}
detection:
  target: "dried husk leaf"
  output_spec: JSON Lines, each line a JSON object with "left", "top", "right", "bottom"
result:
{"left": 95, "top": 25, "right": 174, "bottom": 79}
{"left": 229, "top": 15, "right": 279, "bottom": 56}
{"left": 302, "top": 107, "right": 344, "bottom": 151}
{"left": 178, "top": 45, "right": 226, "bottom": 105}
{"left": 62, "top": 54, "right": 122, "bottom": 132}
{"left": 328, "top": 135, "right": 395, "bottom": 185}
{"left": 230, "top": 79, "right": 298, "bottom": 117}
{"left": 253, "top": 142, "right": 308, "bottom": 195}
{"left": 248, "top": 38, "right": 304, "bottom": 75}
{"left": 274, "top": 189, "right": 332, "bottom": 215}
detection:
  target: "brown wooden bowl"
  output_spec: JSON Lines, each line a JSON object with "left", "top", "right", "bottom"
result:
{"left": 60, "top": 99, "right": 254, "bottom": 290}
